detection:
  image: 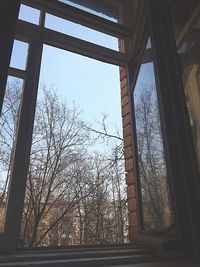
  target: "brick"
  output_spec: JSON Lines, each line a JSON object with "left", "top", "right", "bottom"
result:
{"left": 120, "top": 67, "right": 127, "bottom": 81}
{"left": 126, "top": 172, "right": 135, "bottom": 185}
{"left": 125, "top": 145, "right": 133, "bottom": 159}
{"left": 129, "top": 226, "right": 139, "bottom": 241}
{"left": 122, "top": 103, "right": 130, "bottom": 117}
{"left": 127, "top": 184, "right": 136, "bottom": 198}
{"left": 128, "top": 211, "right": 138, "bottom": 227}
{"left": 124, "top": 135, "right": 132, "bottom": 148}
{"left": 121, "top": 95, "right": 129, "bottom": 107}
{"left": 123, "top": 124, "right": 131, "bottom": 138}
{"left": 121, "top": 84, "right": 128, "bottom": 98}
{"left": 119, "top": 66, "right": 125, "bottom": 73}
{"left": 121, "top": 77, "right": 128, "bottom": 89}
{"left": 123, "top": 113, "right": 131, "bottom": 127}
{"left": 128, "top": 198, "right": 137, "bottom": 212}
{"left": 125, "top": 158, "right": 134, "bottom": 171}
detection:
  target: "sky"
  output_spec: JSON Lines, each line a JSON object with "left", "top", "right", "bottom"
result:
{"left": 9, "top": 3, "right": 155, "bottom": 142}
{"left": 39, "top": 45, "right": 121, "bottom": 130}
{"left": 2, "top": 1, "right": 156, "bottom": 218}
{"left": 1, "top": 3, "right": 163, "bottom": 230}
{"left": 134, "top": 62, "right": 156, "bottom": 100}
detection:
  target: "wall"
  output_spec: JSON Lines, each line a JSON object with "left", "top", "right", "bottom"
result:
{"left": 119, "top": 65, "right": 140, "bottom": 241}
{"left": 183, "top": 65, "right": 200, "bottom": 172}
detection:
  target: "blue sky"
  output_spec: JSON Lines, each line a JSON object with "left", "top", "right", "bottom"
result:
{"left": 11, "top": 4, "right": 121, "bottom": 138}
{"left": 134, "top": 62, "right": 156, "bottom": 100}
{"left": 45, "top": 13, "right": 119, "bottom": 50}
{"left": 39, "top": 45, "right": 121, "bottom": 129}
{"left": 10, "top": 3, "right": 154, "bottom": 140}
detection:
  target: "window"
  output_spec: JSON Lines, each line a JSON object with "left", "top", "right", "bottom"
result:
{"left": 19, "top": 44, "right": 128, "bottom": 247}
{"left": 0, "top": 76, "right": 23, "bottom": 232}
{"left": 45, "top": 14, "right": 119, "bottom": 51}
{"left": 133, "top": 62, "right": 172, "bottom": 232}
{"left": 1, "top": 0, "right": 130, "bottom": 251}
{"left": 10, "top": 40, "right": 29, "bottom": 70}
{"left": 18, "top": 4, "right": 40, "bottom": 25}
{"left": 58, "top": 0, "right": 118, "bottom": 23}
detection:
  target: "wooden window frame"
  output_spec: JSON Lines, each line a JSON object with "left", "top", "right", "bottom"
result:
{"left": 0, "top": 0, "right": 133, "bottom": 253}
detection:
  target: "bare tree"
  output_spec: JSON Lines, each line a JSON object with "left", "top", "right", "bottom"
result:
{"left": 0, "top": 81, "right": 22, "bottom": 230}
{"left": 83, "top": 117, "right": 128, "bottom": 244}
{"left": 135, "top": 87, "right": 171, "bottom": 231}
{"left": 21, "top": 87, "right": 92, "bottom": 246}
{"left": 0, "top": 83, "right": 128, "bottom": 246}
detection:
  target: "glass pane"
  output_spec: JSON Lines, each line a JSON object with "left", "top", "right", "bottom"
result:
{"left": 0, "top": 76, "right": 23, "bottom": 232}
{"left": 10, "top": 40, "right": 29, "bottom": 70}
{"left": 18, "top": 4, "right": 40, "bottom": 25}
{"left": 58, "top": 0, "right": 118, "bottom": 23}
{"left": 146, "top": 37, "right": 152, "bottom": 49}
{"left": 133, "top": 62, "right": 172, "bottom": 232}
{"left": 45, "top": 13, "right": 119, "bottom": 51}
{"left": 20, "top": 45, "right": 128, "bottom": 247}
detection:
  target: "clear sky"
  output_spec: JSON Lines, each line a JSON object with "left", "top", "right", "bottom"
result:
{"left": 134, "top": 62, "right": 156, "bottom": 100}
{"left": 11, "top": 4, "right": 122, "bottom": 138}
{"left": 10, "top": 3, "right": 154, "bottom": 141}
{"left": 39, "top": 45, "right": 121, "bottom": 133}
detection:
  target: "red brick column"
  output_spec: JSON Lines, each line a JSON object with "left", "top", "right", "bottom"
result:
{"left": 120, "top": 66, "right": 140, "bottom": 241}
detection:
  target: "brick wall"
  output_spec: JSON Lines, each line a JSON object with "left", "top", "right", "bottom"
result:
{"left": 119, "top": 66, "right": 140, "bottom": 241}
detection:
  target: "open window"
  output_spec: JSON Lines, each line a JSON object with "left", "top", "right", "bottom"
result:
{"left": 1, "top": 1, "right": 199, "bottom": 263}
{"left": 0, "top": 0, "right": 134, "bottom": 251}
{"left": 133, "top": 42, "right": 172, "bottom": 233}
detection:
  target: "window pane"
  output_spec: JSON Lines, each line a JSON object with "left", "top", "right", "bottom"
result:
{"left": 45, "top": 13, "right": 119, "bottom": 51}
{"left": 20, "top": 45, "right": 128, "bottom": 247}
{"left": 58, "top": 0, "right": 118, "bottom": 23}
{"left": 18, "top": 4, "right": 40, "bottom": 25}
{"left": 133, "top": 62, "right": 172, "bottom": 232}
{"left": 10, "top": 40, "right": 29, "bottom": 71}
{"left": 146, "top": 37, "right": 152, "bottom": 49}
{"left": 0, "top": 76, "right": 23, "bottom": 232}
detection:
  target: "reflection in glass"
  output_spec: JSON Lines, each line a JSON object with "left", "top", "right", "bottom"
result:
{"left": 146, "top": 37, "right": 152, "bottom": 49}
{"left": 10, "top": 40, "right": 29, "bottom": 71}
{"left": 0, "top": 76, "right": 23, "bottom": 232}
{"left": 134, "top": 63, "right": 172, "bottom": 232}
